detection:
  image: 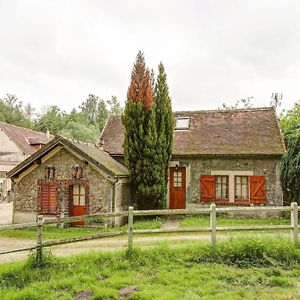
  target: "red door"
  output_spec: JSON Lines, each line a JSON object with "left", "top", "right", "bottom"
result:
{"left": 70, "top": 184, "right": 86, "bottom": 226}
{"left": 169, "top": 167, "right": 186, "bottom": 209}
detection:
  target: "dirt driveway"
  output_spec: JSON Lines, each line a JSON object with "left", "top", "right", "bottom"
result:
{"left": 0, "top": 231, "right": 289, "bottom": 264}
{"left": 0, "top": 203, "right": 13, "bottom": 225}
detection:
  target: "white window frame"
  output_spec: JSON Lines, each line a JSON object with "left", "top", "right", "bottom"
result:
{"left": 175, "top": 117, "right": 190, "bottom": 130}
{"left": 211, "top": 171, "right": 253, "bottom": 203}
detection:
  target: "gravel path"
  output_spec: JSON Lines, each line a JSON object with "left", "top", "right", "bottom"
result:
{"left": 0, "top": 231, "right": 289, "bottom": 264}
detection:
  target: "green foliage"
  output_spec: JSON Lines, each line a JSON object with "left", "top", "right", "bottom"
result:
{"left": 154, "top": 63, "right": 174, "bottom": 207}
{"left": 280, "top": 137, "right": 300, "bottom": 204}
{"left": 180, "top": 216, "right": 289, "bottom": 228}
{"left": 0, "top": 92, "right": 122, "bottom": 144}
{"left": 279, "top": 101, "right": 300, "bottom": 145}
{"left": 107, "top": 95, "right": 123, "bottom": 115}
{"left": 0, "top": 94, "right": 33, "bottom": 128}
{"left": 123, "top": 54, "right": 173, "bottom": 209}
{"left": 60, "top": 121, "right": 98, "bottom": 143}
{"left": 34, "top": 106, "right": 66, "bottom": 134}
{"left": 0, "top": 238, "right": 300, "bottom": 299}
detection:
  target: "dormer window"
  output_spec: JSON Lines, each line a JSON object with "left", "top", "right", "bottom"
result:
{"left": 175, "top": 117, "right": 190, "bottom": 130}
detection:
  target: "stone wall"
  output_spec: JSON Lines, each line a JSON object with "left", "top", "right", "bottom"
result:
{"left": 174, "top": 156, "right": 283, "bottom": 206}
{"left": 13, "top": 148, "right": 114, "bottom": 222}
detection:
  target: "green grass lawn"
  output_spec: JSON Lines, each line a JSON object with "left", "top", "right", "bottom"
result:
{"left": 0, "top": 219, "right": 164, "bottom": 240}
{"left": 180, "top": 216, "right": 290, "bottom": 228}
{"left": 0, "top": 238, "right": 299, "bottom": 299}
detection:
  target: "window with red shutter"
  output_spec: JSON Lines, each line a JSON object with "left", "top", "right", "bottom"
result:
{"left": 40, "top": 182, "right": 58, "bottom": 214}
{"left": 200, "top": 175, "right": 216, "bottom": 202}
{"left": 249, "top": 176, "right": 266, "bottom": 204}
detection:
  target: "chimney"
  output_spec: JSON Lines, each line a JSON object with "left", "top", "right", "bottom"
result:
{"left": 46, "top": 129, "right": 50, "bottom": 139}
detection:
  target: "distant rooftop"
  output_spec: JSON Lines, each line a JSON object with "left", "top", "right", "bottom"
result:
{"left": 0, "top": 122, "right": 53, "bottom": 155}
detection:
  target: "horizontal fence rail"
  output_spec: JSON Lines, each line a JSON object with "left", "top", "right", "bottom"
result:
{"left": 0, "top": 203, "right": 298, "bottom": 260}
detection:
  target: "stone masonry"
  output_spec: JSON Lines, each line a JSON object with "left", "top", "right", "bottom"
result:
{"left": 175, "top": 156, "right": 283, "bottom": 206}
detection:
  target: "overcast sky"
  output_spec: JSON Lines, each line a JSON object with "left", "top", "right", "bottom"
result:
{"left": 0, "top": 0, "right": 299, "bottom": 114}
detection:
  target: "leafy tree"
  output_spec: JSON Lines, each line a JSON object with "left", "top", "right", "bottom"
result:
{"left": 154, "top": 63, "right": 174, "bottom": 207}
{"left": 80, "top": 94, "right": 99, "bottom": 125}
{"left": 107, "top": 96, "right": 123, "bottom": 115}
{"left": 60, "top": 121, "right": 98, "bottom": 143}
{"left": 96, "top": 99, "right": 108, "bottom": 132}
{"left": 35, "top": 106, "right": 66, "bottom": 134}
{"left": 80, "top": 94, "right": 109, "bottom": 132}
{"left": 279, "top": 101, "right": 300, "bottom": 145}
{"left": 23, "top": 103, "right": 36, "bottom": 122}
{"left": 280, "top": 137, "right": 300, "bottom": 204}
{"left": 122, "top": 51, "right": 161, "bottom": 209}
{"left": 0, "top": 94, "right": 33, "bottom": 128}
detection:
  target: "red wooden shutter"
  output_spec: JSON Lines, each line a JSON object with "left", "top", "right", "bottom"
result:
{"left": 249, "top": 176, "right": 266, "bottom": 204}
{"left": 40, "top": 183, "right": 50, "bottom": 214}
{"left": 200, "top": 175, "right": 216, "bottom": 202}
{"left": 40, "top": 182, "right": 58, "bottom": 214}
{"left": 49, "top": 183, "right": 58, "bottom": 214}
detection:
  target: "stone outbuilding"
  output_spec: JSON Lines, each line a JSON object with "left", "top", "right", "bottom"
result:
{"left": 8, "top": 136, "right": 130, "bottom": 224}
{"left": 100, "top": 107, "right": 286, "bottom": 208}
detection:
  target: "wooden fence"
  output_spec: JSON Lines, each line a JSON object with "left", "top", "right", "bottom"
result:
{"left": 0, "top": 202, "right": 298, "bottom": 262}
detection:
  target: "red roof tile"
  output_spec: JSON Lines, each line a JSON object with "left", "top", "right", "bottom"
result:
{"left": 100, "top": 107, "right": 285, "bottom": 156}
{"left": 0, "top": 122, "right": 53, "bottom": 155}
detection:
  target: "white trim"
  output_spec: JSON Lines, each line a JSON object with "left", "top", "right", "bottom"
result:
{"left": 211, "top": 170, "right": 253, "bottom": 203}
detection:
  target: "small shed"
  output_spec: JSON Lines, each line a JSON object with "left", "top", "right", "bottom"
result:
{"left": 7, "top": 136, "right": 131, "bottom": 224}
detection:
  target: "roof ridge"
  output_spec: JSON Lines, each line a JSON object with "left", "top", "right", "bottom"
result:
{"left": 58, "top": 135, "right": 98, "bottom": 148}
{"left": 174, "top": 107, "right": 273, "bottom": 114}
{"left": 0, "top": 121, "right": 49, "bottom": 135}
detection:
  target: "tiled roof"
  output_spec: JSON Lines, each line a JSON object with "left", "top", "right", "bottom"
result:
{"left": 100, "top": 107, "right": 285, "bottom": 156}
{"left": 8, "top": 136, "right": 129, "bottom": 179}
{"left": 66, "top": 138, "right": 129, "bottom": 176}
{"left": 0, "top": 122, "right": 53, "bottom": 155}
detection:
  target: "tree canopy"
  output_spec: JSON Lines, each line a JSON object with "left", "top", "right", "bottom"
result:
{"left": 0, "top": 93, "right": 122, "bottom": 143}
{"left": 279, "top": 101, "right": 300, "bottom": 145}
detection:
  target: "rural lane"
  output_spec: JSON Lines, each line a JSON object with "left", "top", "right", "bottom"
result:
{"left": 0, "top": 231, "right": 289, "bottom": 264}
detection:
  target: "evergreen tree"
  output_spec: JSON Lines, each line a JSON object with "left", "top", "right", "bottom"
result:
{"left": 280, "top": 137, "right": 300, "bottom": 204}
{"left": 154, "top": 63, "right": 174, "bottom": 207}
{"left": 122, "top": 51, "right": 161, "bottom": 209}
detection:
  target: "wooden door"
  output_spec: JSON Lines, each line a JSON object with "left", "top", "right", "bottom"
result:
{"left": 169, "top": 167, "right": 186, "bottom": 209}
{"left": 70, "top": 184, "right": 86, "bottom": 226}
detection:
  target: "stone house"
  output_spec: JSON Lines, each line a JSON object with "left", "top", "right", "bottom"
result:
{"left": 100, "top": 107, "right": 285, "bottom": 208}
{"left": 7, "top": 136, "right": 130, "bottom": 224}
{"left": 0, "top": 122, "right": 52, "bottom": 200}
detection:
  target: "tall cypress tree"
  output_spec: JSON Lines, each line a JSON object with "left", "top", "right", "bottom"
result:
{"left": 122, "top": 51, "right": 160, "bottom": 209}
{"left": 154, "top": 63, "right": 174, "bottom": 207}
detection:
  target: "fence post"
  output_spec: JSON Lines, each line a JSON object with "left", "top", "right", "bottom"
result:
{"left": 59, "top": 211, "right": 65, "bottom": 228}
{"left": 36, "top": 215, "right": 44, "bottom": 262}
{"left": 210, "top": 203, "right": 216, "bottom": 247}
{"left": 291, "top": 202, "right": 298, "bottom": 244}
{"left": 128, "top": 206, "right": 134, "bottom": 251}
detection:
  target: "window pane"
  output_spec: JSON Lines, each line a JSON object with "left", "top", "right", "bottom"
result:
{"left": 73, "top": 185, "right": 79, "bottom": 194}
{"left": 80, "top": 184, "right": 85, "bottom": 195}
{"left": 79, "top": 195, "right": 85, "bottom": 205}
{"left": 242, "top": 185, "right": 248, "bottom": 199}
{"left": 216, "top": 186, "right": 221, "bottom": 199}
{"left": 73, "top": 195, "right": 79, "bottom": 205}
